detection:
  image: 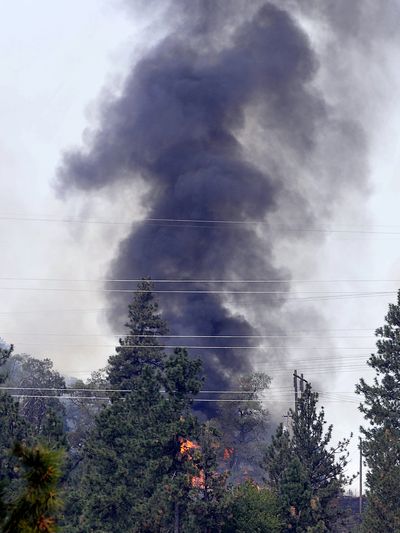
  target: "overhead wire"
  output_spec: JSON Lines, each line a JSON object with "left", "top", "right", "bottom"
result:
{"left": 4, "top": 343, "right": 377, "bottom": 349}
{"left": 0, "top": 385, "right": 304, "bottom": 393}
{"left": 0, "top": 385, "right": 360, "bottom": 394}
{"left": 0, "top": 286, "right": 395, "bottom": 296}
{"left": 3, "top": 213, "right": 400, "bottom": 235}
{"left": 5, "top": 394, "right": 358, "bottom": 403}
{"left": 1, "top": 276, "right": 400, "bottom": 283}
{"left": 0, "top": 332, "right": 377, "bottom": 339}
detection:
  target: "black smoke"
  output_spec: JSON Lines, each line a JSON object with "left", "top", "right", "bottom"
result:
{"left": 57, "top": 1, "right": 372, "bottom": 393}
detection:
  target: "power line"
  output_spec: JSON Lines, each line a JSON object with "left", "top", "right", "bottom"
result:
{"left": 0, "top": 332, "right": 375, "bottom": 339}
{"left": 9, "top": 343, "right": 376, "bottom": 349}
{"left": 47, "top": 363, "right": 372, "bottom": 377}
{"left": 6, "top": 394, "right": 359, "bottom": 404}
{"left": 1, "top": 276, "right": 400, "bottom": 284}
{"left": 3, "top": 214, "right": 400, "bottom": 235}
{"left": 9, "top": 394, "right": 111, "bottom": 401}
{"left": 0, "top": 287, "right": 394, "bottom": 305}
{"left": 0, "top": 318, "right": 378, "bottom": 333}
{"left": 0, "top": 308, "right": 109, "bottom": 315}
{"left": 0, "top": 287, "right": 395, "bottom": 296}
{"left": 0, "top": 385, "right": 297, "bottom": 394}
{"left": 0, "top": 385, "right": 360, "bottom": 394}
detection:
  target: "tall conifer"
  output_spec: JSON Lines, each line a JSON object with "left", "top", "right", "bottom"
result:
{"left": 264, "top": 384, "right": 352, "bottom": 531}
{"left": 107, "top": 278, "right": 168, "bottom": 389}
{"left": 357, "top": 291, "right": 400, "bottom": 531}
{"left": 74, "top": 283, "right": 203, "bottom": 531}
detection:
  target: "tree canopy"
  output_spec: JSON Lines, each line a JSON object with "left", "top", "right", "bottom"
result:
{"left": 264, "top": 383, "right": 352, "bottom": 531}
{"left": 357, "top": 290, "right": 400, "bottom": 531}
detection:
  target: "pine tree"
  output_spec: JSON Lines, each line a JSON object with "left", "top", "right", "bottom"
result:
{"left": 61, "top": 280, "right": 169, "bottom": 531}
{"left": 356, "top": 290, "right": 400, "bottom": 531}
{"left": 4, "top": 354, "right": 66, "bottom": 436}
{"left": 71, "top": 282, "right": 203, "bottom": 531}
{"left": 77, "top": 349, "right": 202, "bottom": 532}
{"left": 107, "top": 278, "right": 168, "bottom": 389}
{"left": 0, "top": 344, "right": 30, "bottom": 489}
{"left": 2, "top": 443, "right": 64, "bottom": 533}
{"left": 222, "top": 480, "right": 282, "bottom": 533}
{"left": 185, "top": 422, "right": 230, "bottom": 533}
{"left": 264, "top": 384, "right": 352, "bottom": 532}
{"left": 216, "top": 372, "right": 270, "bottom": 483}
{"left": 262, "top": 423, "right": 292, "bottom": 489}
{"left": 41, "top": 408, "right": 68, "bottom": 450}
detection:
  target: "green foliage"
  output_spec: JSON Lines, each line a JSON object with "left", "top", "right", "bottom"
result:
{"left": 107, "top": 278, "right": 168, "bottom": 389}
{"left": 0, "top": 344, "right": 30, "bottom": 491}
{"left": 263, "top": 423, "right": 292, "bottom": 489}
{"left": 4, "top": 354, "right": 66, "bottom": 437}
{"left": 0, "top": 342, "right": 13, "bottom": 383}
{"left": 64, "top": 370, "right": 109, "bottom": 455}
{"left": 2, "top": 443, "right": 64, "bottom": 533}
{"left": 41, "top": 408, "right": 68, "bottom": 450}
{"left": 264, "top": 384, "right": 352, "bottom": 532}
{"left": 223, "top": 480, "right": 282, "bottom": 532}
{"left": 279, "top": 457, "right": 312, "bottom": 531}
{"left": 185, "top": 422, "right": 230, "bottom": 532}
{"left": 67, "top": 282, "right": 205, "bottom": 531}
{"left": 76, "top": 351, "right": 202, "bottom": 532}
{"left": 356, "top": 290, "right": 400, "bottom": 531}
{"left": 0, "top": 392, "right": 30, "bottom": 483}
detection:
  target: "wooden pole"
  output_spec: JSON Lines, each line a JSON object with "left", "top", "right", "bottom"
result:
{"left": 293, "top": 370, "right": 298, "bottom": 416}
{"left": 174, "top": 501, "right": 180, "bottom": 533}
{"left": 300, "top": 373, "right": 305, "bottom": 394}
{"left": 359, "top": 437, "right": 363, "bottom": 515}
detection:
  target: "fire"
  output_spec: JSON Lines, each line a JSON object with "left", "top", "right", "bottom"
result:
{"left": 191, "top": 470, "right": 205, "bottom": 489}
{"left": 178, "top": 437, "right": 205, "bottom": 488}
{"left": 179, "top": 437, "right": 200, "bottom": 455}
{"left": 223, "top": 447, "right": 234, "bottom": 461}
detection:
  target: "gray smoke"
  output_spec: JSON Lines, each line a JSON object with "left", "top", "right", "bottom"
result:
{"left": 57, "top": 1, "right": 392, "bottom": 393}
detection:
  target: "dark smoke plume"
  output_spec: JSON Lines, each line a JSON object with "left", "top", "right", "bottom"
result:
{"left": 57, "top": 1, "right": 378, "bottom": 393}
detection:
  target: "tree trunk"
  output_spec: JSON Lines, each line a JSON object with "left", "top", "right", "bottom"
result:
{"left": 174, "top": 501, "right": 180, "bottom": 533}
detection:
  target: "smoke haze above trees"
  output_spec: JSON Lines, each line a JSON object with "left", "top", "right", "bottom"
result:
{"left": 55, "top": 0, "right": 400, "bottom": 393}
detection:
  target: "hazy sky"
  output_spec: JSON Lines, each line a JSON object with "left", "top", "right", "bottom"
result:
{"left": 1, "top": 0, "right": 400, "bottom": 490}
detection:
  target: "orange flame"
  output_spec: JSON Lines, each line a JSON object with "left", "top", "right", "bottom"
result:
{"left": 178, "top": 438, "right": 205, "bottom": 488}
{"left": 179, "top": 437, "right": 200, "bottom": 455}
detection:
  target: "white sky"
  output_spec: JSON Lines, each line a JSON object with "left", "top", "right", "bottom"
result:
{"left": 1, "top": 1, "right": 400, "bottom": 492}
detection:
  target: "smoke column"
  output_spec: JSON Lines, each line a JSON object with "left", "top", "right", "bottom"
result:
{"left": 57, "top": 1, "right": 383, "bottom": 392}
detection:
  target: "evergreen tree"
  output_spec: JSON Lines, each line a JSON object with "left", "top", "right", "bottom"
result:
{"left": 263, "top": 423, "right": 291, "bottom": 490}
{"left": 185, "top": 422, "right": 230, "bottom": 532}
{"left": 216, "top": 372, "right": 270, "bottom": 483}
{"left": 41, "top": 408, "right": 68, "bottom": 450}
{"left": 77, "top": 349, "right": 202, "bottom": 532}
{"left": 0, "top": 393, "right": 30, "bottom": 482}
{"left": 264, "top": 384, "right": 352, "bottom": 532}
{"left": 107, "top": 278, "right": 168, "bottom": 389}
{"left": 68, "top": 282, "right": 204, "bottom": 531}
{"left": 356, "top": 290, "right": 400, "bottom": 531}
{"left": 2, "top": 442, "right": 64, "bottom": 533}
{"left": 0, "top": 340, "right": 13, "bottom": 372}
{"left": 223, "top": 480, "right": 282, "bottom": 533}
{"left": 4, "top": 354, "right": 66, "bottom": 436}
{"left": 0, "top": 344, "right": 30, "bottom": 490}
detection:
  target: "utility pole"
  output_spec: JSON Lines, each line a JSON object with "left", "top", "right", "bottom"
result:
{"left": 293, "top": 371, "right": 309, "bottom": 416}
{"left": 293, "top": 370, "right": 299, "bottom": 416}
{"left": 359, "top": 437, "right": 363, "bottom": 515}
